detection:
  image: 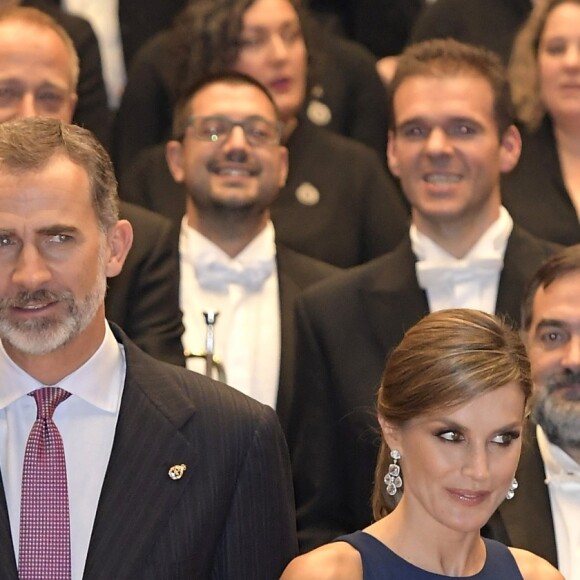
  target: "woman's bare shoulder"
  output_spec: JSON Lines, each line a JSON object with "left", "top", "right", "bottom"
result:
{"left": 509, "top": 547, "right": 564, "bottom": 580}
{"left": 280, "top": 541, "right": 363, "bottom": 580}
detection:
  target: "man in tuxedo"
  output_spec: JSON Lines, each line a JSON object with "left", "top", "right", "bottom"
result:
{"left": 0, "top": 116, "right": 297, "bottom": 579}
{"left": 165, "top": 71, "right": 338, "bottom": 432}
{"left": 484, "top": 244, "right": 580, "bottom": 577}
{"left": 0, "top": 5, "right": 185, "bottom": 365}
{"left": 288, "top": 38, "right": 559, "bottom": 551}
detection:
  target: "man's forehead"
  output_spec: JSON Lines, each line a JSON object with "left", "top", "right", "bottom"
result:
{"left": 393, "top": 74, "right": 495, "bottom": 114}
{"left": 189, "top": 83, "right": 277, "bottom": 119}
{"left": 531, "top": 273, "right": 580, "bottom": 327}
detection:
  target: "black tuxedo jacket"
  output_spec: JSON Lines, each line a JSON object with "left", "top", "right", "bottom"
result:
{"left": 288, "top": 226, "right": 559, "bottom": 551}
{"left": 271, "top": 245, "right": 339, "bottom": 432}
{"left": 120, "top": 124, "right": 409, "bottom": 268}
{"left": 177, "top": 237, "right": 339, "bottom": 433}
{"left": 483, "top": 426, "right": 558, "bottom": 567}
{"left": 106, "top": 202, "right": 184, "bottom": 366}
{"left": 0, "top": 325, "right": 297, "bottom": 579}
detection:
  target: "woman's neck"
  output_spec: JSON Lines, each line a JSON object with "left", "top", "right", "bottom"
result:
{"left": 365, "top": 502, "right": 486, "bottom": 577}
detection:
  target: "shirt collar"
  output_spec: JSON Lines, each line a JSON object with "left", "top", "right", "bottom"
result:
{"left": 0, "top": 323, "right": 125, "bottom": 414}
{"left": 537, "top": 424, "right": 580, "bottom": 480}
{"left": 180, "top": 218, "right": 276, "bottom": 266}
{"left": 410, "top": 206, "right": 513, "bottom": 262}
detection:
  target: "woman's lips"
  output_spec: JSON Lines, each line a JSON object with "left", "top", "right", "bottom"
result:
{"left": 446, "top": 488, "right": 490, "bottom": 506}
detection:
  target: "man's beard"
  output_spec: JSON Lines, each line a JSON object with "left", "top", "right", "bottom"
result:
{"left": 533, "top": 369, "right": 580, "bottom": 449}
{"left": 0, "top": 249, "right": 107, "bottom": 356}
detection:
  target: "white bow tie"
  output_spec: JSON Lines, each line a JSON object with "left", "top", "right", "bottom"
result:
{"left": 416, "top": 257, "right": 503, "bottom": 289}
{"left": 195, "top": 255, "right": 274, "bottom": 292}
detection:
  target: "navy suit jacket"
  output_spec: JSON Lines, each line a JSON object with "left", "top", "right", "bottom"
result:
{"left": 288, "top": 226, "right": 559, "bottom": 551}
{"left": 0, "top": 325, "right": 297, "bottom": 579}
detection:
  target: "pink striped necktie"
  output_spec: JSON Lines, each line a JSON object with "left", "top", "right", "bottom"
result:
{"left": 19, "top": 387, "right": 71, "bottom": 580}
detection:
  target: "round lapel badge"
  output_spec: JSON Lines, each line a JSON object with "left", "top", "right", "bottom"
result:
{"left": 306, "top": 100, "right": 332, "bottom": 127}
{"left": 295, "top": 182, "right": 320, "bottom": 206}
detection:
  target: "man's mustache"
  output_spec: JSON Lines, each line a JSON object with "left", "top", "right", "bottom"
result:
{"left": 547, "top": 369, "right": 580, "bottom": 393}
{"left": 0, "top": 289, "right": 69, "bottom": 309}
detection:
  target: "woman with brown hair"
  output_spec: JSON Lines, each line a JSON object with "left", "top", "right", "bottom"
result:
{"left": 502, "top": 0, "right": 580, "bottom": 247}
{"left": 282, "top": 309, "right": 562, "bottom": 579}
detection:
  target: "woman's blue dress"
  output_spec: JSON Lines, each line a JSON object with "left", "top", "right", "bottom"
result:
{"left": 334, "top": 531, "right": 523, "bottom": 579}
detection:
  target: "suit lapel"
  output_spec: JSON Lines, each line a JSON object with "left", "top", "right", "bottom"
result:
{"left": 360, "top": 240, "right": 429, "bottom": 357}
{"left": 495, "top": 228, "right": 529, "bottom": 324}
{"left": 276, "top": 250, "right": 302, "bottom": 433}
{"left": 497, "top": 428, "right": 558, "bottom": 566}
{"left": 83, "top": 332, "right": 198, "bottom": 579}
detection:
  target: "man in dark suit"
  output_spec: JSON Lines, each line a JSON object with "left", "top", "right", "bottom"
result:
{"left": 0, "top": 116, "right": 297, "bottom": 579}
{"left": 483, "top": 245, "right": 580, "bottom": 577}
{"left": 288, "top": 39, "right": 560, "bottom": 552}
{"left": 0, "top": 5, "right": 185, "bottom": 365}
{"left": 165, "top": 71, "right": 339, "bottom": 432}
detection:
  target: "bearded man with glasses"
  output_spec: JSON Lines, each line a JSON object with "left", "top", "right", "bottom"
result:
{"left": 165, "top": 71, "right": 338, "bottom": 434}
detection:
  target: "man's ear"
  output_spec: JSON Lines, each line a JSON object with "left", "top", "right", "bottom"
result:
{"left": 166, "top": 140, "right": 186, "bottom": 183}
{"left": 386, "top": 130, "right": 401, "bottom": 178}
{"left": 499, "top": 124, "right": 522, "bottom": 174}
{"left": 105, "top": 219, "right": 133, "bottom": 278}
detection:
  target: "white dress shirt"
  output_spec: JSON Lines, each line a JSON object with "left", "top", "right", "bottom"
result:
{"left": 0, "top": 324, "right": 126, "bottom": 580}
{"left": 180, "top": 219, "right": 281, "bottom": 410}
{"left": 538, "top": 426, "right": 580, "bottom": 579}
{"left": 411, "top": 206, "right": 513, "bottom": 313}
{"left": 63, "top": 0, "right": 126, "bottom": 108}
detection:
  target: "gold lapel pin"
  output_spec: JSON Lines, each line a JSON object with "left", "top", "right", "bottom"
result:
{"left": 168, "top": 464, "right": 187, "bottom": 480}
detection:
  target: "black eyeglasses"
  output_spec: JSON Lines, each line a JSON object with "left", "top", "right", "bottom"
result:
{"left": 184, "top": 115, "right": 283, "bottom": 146}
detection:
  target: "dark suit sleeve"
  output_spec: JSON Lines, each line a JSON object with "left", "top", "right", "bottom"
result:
{"left": 211, "top": 406, "right": 298, "bottom": 579}
{"left": 287, "top": 294, "right": 352, "bottom": 551}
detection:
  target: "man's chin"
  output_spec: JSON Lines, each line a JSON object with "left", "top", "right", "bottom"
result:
{"left": 0, "top": 323, "right": 78, "bottom": 356}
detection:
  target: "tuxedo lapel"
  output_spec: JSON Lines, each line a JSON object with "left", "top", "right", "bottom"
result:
{"left": 497, "top": 428, "right": 558, "bottom": 566}
{"left": 495, "top": 228, "right": 530, "bottom": 324}
{"left": 83, "top": 333, "right": 198, "bottom": 579}
{"left": 496, "top": 226, "right": 560, "bottom": 325}
{"left": 276, "top": 257, "right": 301, "bottom": 433}
{"left": 360, "top": 240, "right": 429, "bottom": 357}
{"left": 0, "top": 473, "right": 18, "bottom": 579}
